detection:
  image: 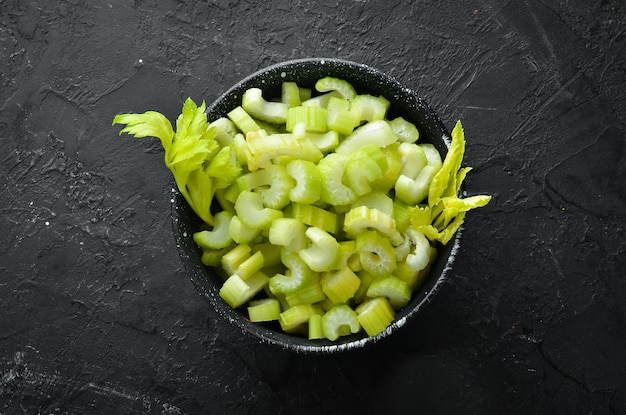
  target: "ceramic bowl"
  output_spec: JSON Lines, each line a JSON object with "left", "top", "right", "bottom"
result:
{"left": 171, "top": 58, "right": 462, "bottom": 353}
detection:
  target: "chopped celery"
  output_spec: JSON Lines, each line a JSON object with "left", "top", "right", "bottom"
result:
{"left": 335, "top": 120, "right": 397, "bottom": 154}
{"left": 353, "top": 270, "right": 378, "bottom": 304}
{"left": 356, "top": 297, "right": 396, "bottom": 336}
{"left": 247, "top": 298, "right": 281, "bottom": 322}
{"left": 227, "top": 106, "right": 261, "bottom": 134}
{"left": 219, "top": 271, "right": 269, "bottom": 308}
{"left": 242, "top": 88, "right": 289, "bottom": 124}
{"left": 308, "top": 314, "right": 324, "bottom": 340}
{"left": 351, "top": 94, "right": 390, "bottom": 123}
{"left": 344, "top": 205, "right": 396, "bottom": 237}
{"left": 279, "top": 304, "right": 324, "bottom": 332}
{"left": 286, "top": 159, "right": 322, "bottom": 204}
{"left": 326, "top": 96, "right": 360, "bottom": 136}
{"left": 201, "top": 247, "right": 231, "bottom": 268}
{"left": 193, "top": 210, "right": 234, "bottom": 250}
{"left": 269, "top": 251, "right": 315, "bottom": 295}
{"left": 301, "top": 90, "right": 342, "bottom": 108}
{"left": 268, "top": 218, "right": 308, "bottom": 251}
{"left": 289, "top": 203, "right": 340, "bottom": 235}
{"left": 352, "top": 191, "right": 394, "bottom": 216}
{"left": 210, "top": 117, "right": 238, "bottom": 146}
{"left": 286, "top": 106, "right": 327, "bottom": 133}
{"left": 298, "top": 227, "right": 341, "bottom": 272}
{"left": 321, "top": 305, "right": 361, "bottom": 341}
{"left": 356, "top": 230, "right": 397, "bottom": 278}
{"left": 285, "top": 281, "right": 326, "bottom": 307}
{"left": 321, "top": 267, "right": 361, "bottom": 304}
{"left": 256, "top": 164, "right": 296, "bottom": 210}
{"left": 366, "top": 275, "right": 411, "bottom": 309}
{"left": 236, "top": 250, "right": 265, "bottom": 280}
{"left": 282, "top": 81, "right": 301, "bottom": 108}
{"left": 234, "top": 191, "right": 283, "bottom": 230}
{"left": 398, "top": 142, "right": 427, "bottom": 179}
{"left": 229, "top": 214, "right": 262, "bottom": 244}
{"left": 343, "top": 145, "right": 388, "bottom": 196}
{"left": 389, "top": 117, "right": 419, "bottom": 143}
{"left": 221, "top": 244, "right": 251, "bottom": 275}
{"left": 246, "top": 133, "right": 323, "bottom": 171}
{"left": 333, "top": 240, "right": 361, "bottom": 272}
{"left": 317, "top": 153, "right": 357, "bottom": 206}
{"left": 315, "top": 77, "right": 357, "bottom": 100}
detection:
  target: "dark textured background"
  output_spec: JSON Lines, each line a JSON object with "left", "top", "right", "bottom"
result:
{"left": 1, "top": 1, "right": 625, "bottom": 414}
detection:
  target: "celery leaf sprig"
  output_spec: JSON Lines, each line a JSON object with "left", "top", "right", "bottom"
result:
{"left": 409, "top": 121, "right": 491, "bottom": 244}
{"left": 113, "top": 98, "right": 241, "bottom": 225}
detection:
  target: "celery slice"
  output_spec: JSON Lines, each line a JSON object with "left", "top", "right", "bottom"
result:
{"left": 371, "top": 143, "right": 403, "bottom": 192}
{"left": 333, "top": 240, "right": 361, "bottom": 272}
{"left": 193, "top": 211, "right": 234, "bottom": 250}
{"left": 321, "top": 305, "right": 361, "bottom": 341}
{"left": 236, "top": 250, "right": 265, "bottom": 280}
{"left": 210, "top": 117, "right": 238, "bottom": 146}
{"left": 229, "top": 214, "right": 262, "bottom": 244}
{"left": 251, "top": 243, "right": 283, "bottom": 268}
{"left": 326, "top": 96, "right": 360, "bottom": 136}
{"left": 318, "top": 153, "right": 357, "bottom": 206}
{"left": 353, "top": 191, "right": 394, "bottom": 216}
{"left": 395, "top": 165, "right": 438, "bottom": 205}
{"left": 242, "top": 88, "right": 288, "bottom": 124}
{"left": 234, "top": 190, "right": 283, "bottom": 230}
{"left": 301, "top": 90, "right": 342, "bottom": 108}
{"left": 221, "top": 244, "right": 251, "bottom": 275}
{"left": 286, "top": 106, "right": 327, "bottom": 133}
{"left": 356, "top": 230, "right": 397, "bottom": 278}
{"left": 353, "top": 270, "right": 377, "bottom": 304}
{"left": 308, "top": 314, "right": 324, "bottom": 340}
{"left": 398, "top": 142, "right": 427, "bottom": 179}
{"left": 246, "top": 133, "right": 323, "bottom": 171}
{"left": 356, "top": 297, "right": 396, "bottom": 336}
{"left": 286, "top": 159, "right": 322, "bottom": 204}
{"left": 304, "top": 130, "right": 339, "bottom": 153}
{"left": 256, "top": 164, "right": 296, "bottom": 210}
{"left": 285, "top": 281, "right": 326, "bottom": 307}
{"left": 227, "top": 106, "right": 261, "bottom": 134}
{"left": 269, "top": 251, "right": 316, "bottom": 295}
{"left": 298, "top": 227, "right": 341, "bottom": 272}
{"left": 201, "top": 247, "right": 231, "bottom": 268}
{"left": 236, "top": 168, "right": 272, "bottom": 192}
{"left": 315, "top": 77, "right": 357, "bottom": 100}
{"left": 219, "top": 271, "right": 269, "bottom": 308}
{"left": 420, "top": 143, "right": 443, "bottom": 171}
{"left": 392, "top": 200, "right": 411, "bottom": 232}
{"left": 282, "top": 82, "right": 301, "bottom": 108}
{"left": 389, "top": 117, "right": 419, "bottom": 143}
{"left": 247, "top": 298, "right": 281, "bottom": 322}
{"left": 279, "top": 304, "right": 324, "bottom": 332}
{"left": 268, "top": 218, "right": 308, "bottom": 251}
{"left": 289, "top": 203, "right": 339, "bottom": 235}
{"left": 405, "top": 229, "right": 431, "bottom": 272}
{"left": 320, "top": 267, "right": 361, "bottom": 304}
{"left": 344, "top": 205, "right": 396, "bottom": 237}
{"left": 335, "top": 120, "right": 397, "bottom": 154}
{"left": 351, "top": 94, "right": 390, "bottom": 123}
{"left": 366, "top": 275, "right": 411, "bottom": 309}
{"left": 343, "top": 145, "right": 388, "bottom": 196}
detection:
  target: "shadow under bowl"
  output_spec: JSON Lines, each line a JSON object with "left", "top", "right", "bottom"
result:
{"left": 171, "top": 58, "right": 462, "bottom": 354}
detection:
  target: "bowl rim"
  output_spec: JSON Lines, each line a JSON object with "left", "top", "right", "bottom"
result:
{"left": 171, "top": 57, "right": 462, "bottom": 354}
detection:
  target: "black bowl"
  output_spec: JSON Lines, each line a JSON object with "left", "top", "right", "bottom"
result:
{"left": 171, "top": 58, "right": 462, "bottom": 353}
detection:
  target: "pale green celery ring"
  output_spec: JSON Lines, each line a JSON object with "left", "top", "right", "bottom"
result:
{"left": 171, "top": 58, "right": 462, "bottom": 354}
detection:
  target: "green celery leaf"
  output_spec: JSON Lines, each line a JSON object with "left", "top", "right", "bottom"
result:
{"left": 112, "top": 112, "right": 174, "bottom": 152}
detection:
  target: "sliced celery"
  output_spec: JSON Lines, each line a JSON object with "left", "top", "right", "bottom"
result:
{"left": 210, "top": 117, "right": 238, "bottom": 146}
{"left": 420, "top": 143, "right": 443, "bottom": 171}
{"left": 236, "top": 168, "right": 272, "bottom": 192}
{"left": 268, "top": 218, "right": 308, "bottom": 251}
{"left": 286, "top": 159, "right": 323, "bottom": 204}
{"left": 286, "top": 106, "right": 327, "bottom": 133}
{"left": 335, "top": 120, "right": 397, "bottom": 154}
{"left": 242, "top": 88, "right": 288, "bottom": 124}
{"left": 389, "top": 117, "right": 419, "bottom": 143}
{"left": 246, "top": 133, "right": 323, "bottom": 171}
{"left": 193, "top": 210, "right": 234, "bottom": 250}
{"left": 366, "top": 275, "right": 411, "bottom": 309}
{"left": 344, "top": 206, "right": 396, "bottom": 237}
{"left": 281, "top": 81, "right": 302, "bottom": 108}
{"left": 353, "top": 270, "right": 378, "bottom": 304}
{"left": 356, "top": 230, "right": 397, "bottom": 278}
{"left": 343, "top": 145, "right": 388, "bottom": 196}
{"left": 299, "top": 227, "right": 341, "bottom": 272}
{"left": 326, "top": 96, "right": 360, "bottom": 136}
{"left": 301, "top": 90, "right": 342, "bottom": 108}
{"left": 269, "top": 251, "right": 316, "bottom": 295}
{"left": 221, "top": 244, "right": 251, "bottom": 275}
{"left": 317, "top": 153, "right": 357, "bottom": 206}
{"left": 315, "top": 77, "right": 357, "bottom": 100}
{"left": 201, "top": 247, "right": 231, "bottom": 268}
{"left": 353, "top": 191, "right": 394, "bottom": 216}
{"left": 393, "top": 232, "right": 411, "bottom": 261}
{"left": 351, "top": 94, "right": 390, "bottom": 123}
{"left": 392, "top": 200, "right": 411, "bottom": 232}
{"left": 333, "top": 240, "right": 361, "bottom": 272}
{"left": 303, "top": 130, "right": 339, "bottom": 153}
{"left": 289, "top": 202, "right": 340, "bottom": 235}
{"left": 285, "top": 281, "right": 326, "bottom": 307}
{"left": 219, "top": 271, "right": 269, "bottom": 308}
{"left": 227, "top": 106, "right": 260, "bottom": 134}
{"left": 234, "top": 191, "right": 283, "bottom": 230}
{"left": 308, "top": 314, "right": 324, "bottom": 340}
{"left": 279, "top": 304, "right": 323, "bottom": 332}
{"left": 236, "top": 250, "right": 265, "bottom": 280}
{"left": 398, "top": 142, "right": 427, "bottom": 179}
{"left": 370, "top": 143, "right": 403, "bottom": 192}
{"left": 247, "top": 298, "right": 281, "bottom": 322}
{"left": 395, "top": 165, "right": 438, "bottom": 205}
{"left": 256, "top": 164, "right": 296, "bottom": 210}
{"left": 229, "top": 214, "right": 262, "bottom": 244}
{"left": 356, "top": 297, "right": 396, "bottom": 336}
{"left": 320, "top": 267, "right": 361, "bottom": 304}
{"left": 321, "top": 305, "right": 361, "bottom": 341}
{"left": 406, "top": 229, "right": 432, "bottom": 272}
{"left": 251, "top": 243, "right": 283, "bottom": 268}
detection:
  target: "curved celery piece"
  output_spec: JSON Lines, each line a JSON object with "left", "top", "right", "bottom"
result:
{"left": 351, "top": 94, "right": 390, "bottom": 123}
{"left": 366, "top": 275, "right": 411, "bottom": 309}
{"left": 353, "top": 191, "right": 394, "bottom": 216}
{"left": 221, "top": 244, "right": 251, "bottom": 275}
{"left": 219, "top": 271, "right": 269, "bottom": 309}
{"left": 210, "top": 117, "right": 238, "bottom": 146}
{"left": 398, "top": 142, "right": 427, "bottom": 179}
{"left": 326, "top": 96, "right": 360, "bottom": 136}
{"left": 201, "top": 247, "right": 231, "bottom": 268}
{"left": 406, "top": 229, "right": 431, "bottom": 272}
{"left": 281, "top": 82, "right": 301, "bottom": 108}
{"left": 285, "top": 280, "right": 326, "bottom": 307}
{"left": 298, "top": 227, "right": 341, "bottom": 272}
{"left": 246, "top": 133, "right": 323, "bottom": 171}
{"left": 229, "top": 214, "right": 262, "bottom": 244}
{"left": 356, "top": 230, "right": 397, "bottom": 278}
{"left": 279, "top": 304, "right": 324, "bottom": 332}
{"left": 389, "top": 117, "right": 419, "bottom": 143}
{"left": 344, "top": 206, "right": 396, "bottom": 237}
{"left": 193, "top": 210, "right": 234, "bottom": 250}
{"left": 301, "top": 90, "right": 342, "bottom": 108}
{"left": 227, "top": 106, "right": 261, "bottom": 135}
{"left": 242, "top": 87, "right": 289, "bottom": 124}
{"left": 392, "top": 200, "right": 411, "bottom": 232}
{"left": 395, "top": 165, "right": 438, "bottom": 205}
{"left": 289, "top": 203, "right": 339, "bottom": 235}
{"left": 257, "top": 164, "right": 296, "bottom": 209}
{"left": 236, "top": 250, "right": 265, "bottom": 280}
{"left": 356, "top": 297, "right": 396, "bottom": 336}
{"left": 286, "top": 106, "right": 327, "bottom": 133}
{"left": 318, "top": 153, "right": 357, "bottom": 206}
{"left": 321, "top": 305, "right": 361, "bottom": 341}
{"left": 343, "top": 145, "right": 388, "bottom": 196}
{"left": 247, "top": 298, "right": 281, "bottom": 322}
{"left": 332, "top": 240, "right": 361, "bottom": 272}
{"left": 393, "top": 232, "right": 411, "bottom": 261}
{"left": 321, "top": 267, "right": 361, "bottom": 304}
{"left": 335, "top": 120, "right": 397, "bottom": 154}
{"left": 286, "top": 159, "right": 322, "bottom": 204}
{"left": 268, "top": 218, "right": 308, "bottom": 252}
{"left": 315, "top": 77, "right": 357, "bottom": 100}
{"left": 269, "top": 251, "right": 316, "bottom": 295}
{"left": 234, "top": 191, "right": 283, "bottom": 230}
{"left": 353, "top": 270, "right": 377, "bottom": 304}
{"left": 371, "top": 143, "right": 403, "bottom": 192}
{"left": 236, "top": 168, "right": 272, "bottom": 192}
{"left": 304, "top": 130, "right": 339, "bottom": 153}
{"left": 420, "top": 143, "right": 443, "bottom": 171}
{"left": 251, "top": 243, "right": 283, "bottom": 269}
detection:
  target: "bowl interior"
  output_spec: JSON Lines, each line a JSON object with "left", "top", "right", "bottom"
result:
{"left": 171, "top": 58, "right": 461, "bottom": 353}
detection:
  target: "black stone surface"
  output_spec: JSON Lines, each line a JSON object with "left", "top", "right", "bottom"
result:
{"left": 1, "top": 1, "right": 625, "bottom": 414}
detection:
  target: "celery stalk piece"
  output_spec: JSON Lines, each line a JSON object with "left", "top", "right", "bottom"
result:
{"left": 420, "top": 143, "right": 443, "bottom": 171}
{"left": 193, "top": 211, "right": 234, "bottom": 250}
{"left": 301, "top": 90, "right": 342, "bottom": 108}
{"left": 201, "top": 247, "right": 231, "bottom": 268}
{"left": 289, "top": 203, "right": 340, "bottom": 235}
{"left": 405, "top": 229, "right": 431, "bottom": 272}
{"left": 353, "top": 270, "right": 378, "bottom": 304}
{"left": 321, "top": 305, "right": 361, "bottom": 341}
{"left": 229, "top": 214, "right": 262, "bottom": 244}
{"left": 227, "top": 106, "right": 261, "bottom": 134}
{"left": 247, "top": 298, "right": 281, "bottom": 322}
{"left": 351, "top": 94, "right": 390, "bottom": 123}
{"left": 394, "top": 260, "right": 429, "bottom": 291}
{"left": 268, "top": 218, "right": 308, "bottom": 252}
{"left": 398, "top": 142, "right": 427, "bottom": 179}
{"left": 332, "top": 240, "right": 361, "bottom": 272}
{"left": 304, "top": 130, "right": 339, "bottom": 153}
{"left": 356, "top": 297, "right": 396, "bottom": 336}
{"left": 389, "top": 117, "right": 419, "bottom": 143}
{"left": 335, "top": 120, "right": 397, "bottom": 154}
{"left": 343, "top": 145, "right": 388, "bottom": 196}
{"left": 371, "top": 143, "right": 403, "bottom": 192}
{"left": 256, "top": 164, "right": 296, "bottom": 210}
{"left": 356, "top": 230, "right": 397, "bottom": 278}
{"left": 232, "top": 133, "right": 252, "bottom": 165}
{"left": 286, "top": 106, "right": 328, "bottom": 133}
{"left": 285, "top": 281, "right": 326, "bottom": 307}
{"left": 234, "top": 191, "right": 283, "bottom": 230}
{"left": 210, "top": 117, "right": 238, "bottom": 146}
{"left": 236, "top": 168, "right": 272, "bottom": 192}
{"left": 395, "top": 165, "right": 438, "bottom": 205}
{"left": 393, "top": 232, "right": 411, "bottom": 261}
{"left": 286, "top": 159, "right": 322, "bottom": 204}
{"left": 366, "top": 275, "right": 412, "bottom": 309}
{"left": 392, "top": 200, "right": 411, "bottom": 232}
{"left": 251, "top": 243, "right": 283, "bottom": 268}
{"left": 236, "top": 250, "right": 265, "bottom": 280}
{"left": 219, "top": 271, "right": 269, "bottom": 308}
{"left": 282, "top": 82, "right": 301, "bottom": 108}
{"left": 344, "top": 206, "right": 396, "bottom": 237}
{"left": 326, "top": 96, "right": 360, "bottom": 136}
{"left": 353, "top": 191, "right": 394, "bottom": 216}
{"left": 242, "top": 88, "right": 289, "bottom": 124}
{"left": 317, "top": 153, "right": 357, "bottom": 206}
{"left": 269, "top": 251, "right": 316, "bottom": 295}
{"left": 246, "top": 133, "right": 323, "bottom": 171}
{"left": 315, "top": 77, "right": 357, "bottom": 100}
{"left": 320, "top": 268, "right": 361, "bottom": 304}
{"left": 214, "top": 187, "right": 235, "bottom": 214}
{"left": 298, "top": 227, "right": 341, "bottom": 272}
{"left": 221, "top": 244, "right": 251, "bottom": 275}
{"left": 279, "top": 304, "right": 324, "bottom": 332}
{"left": 308, "top": 314, "right": 324, "bottom": 340}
